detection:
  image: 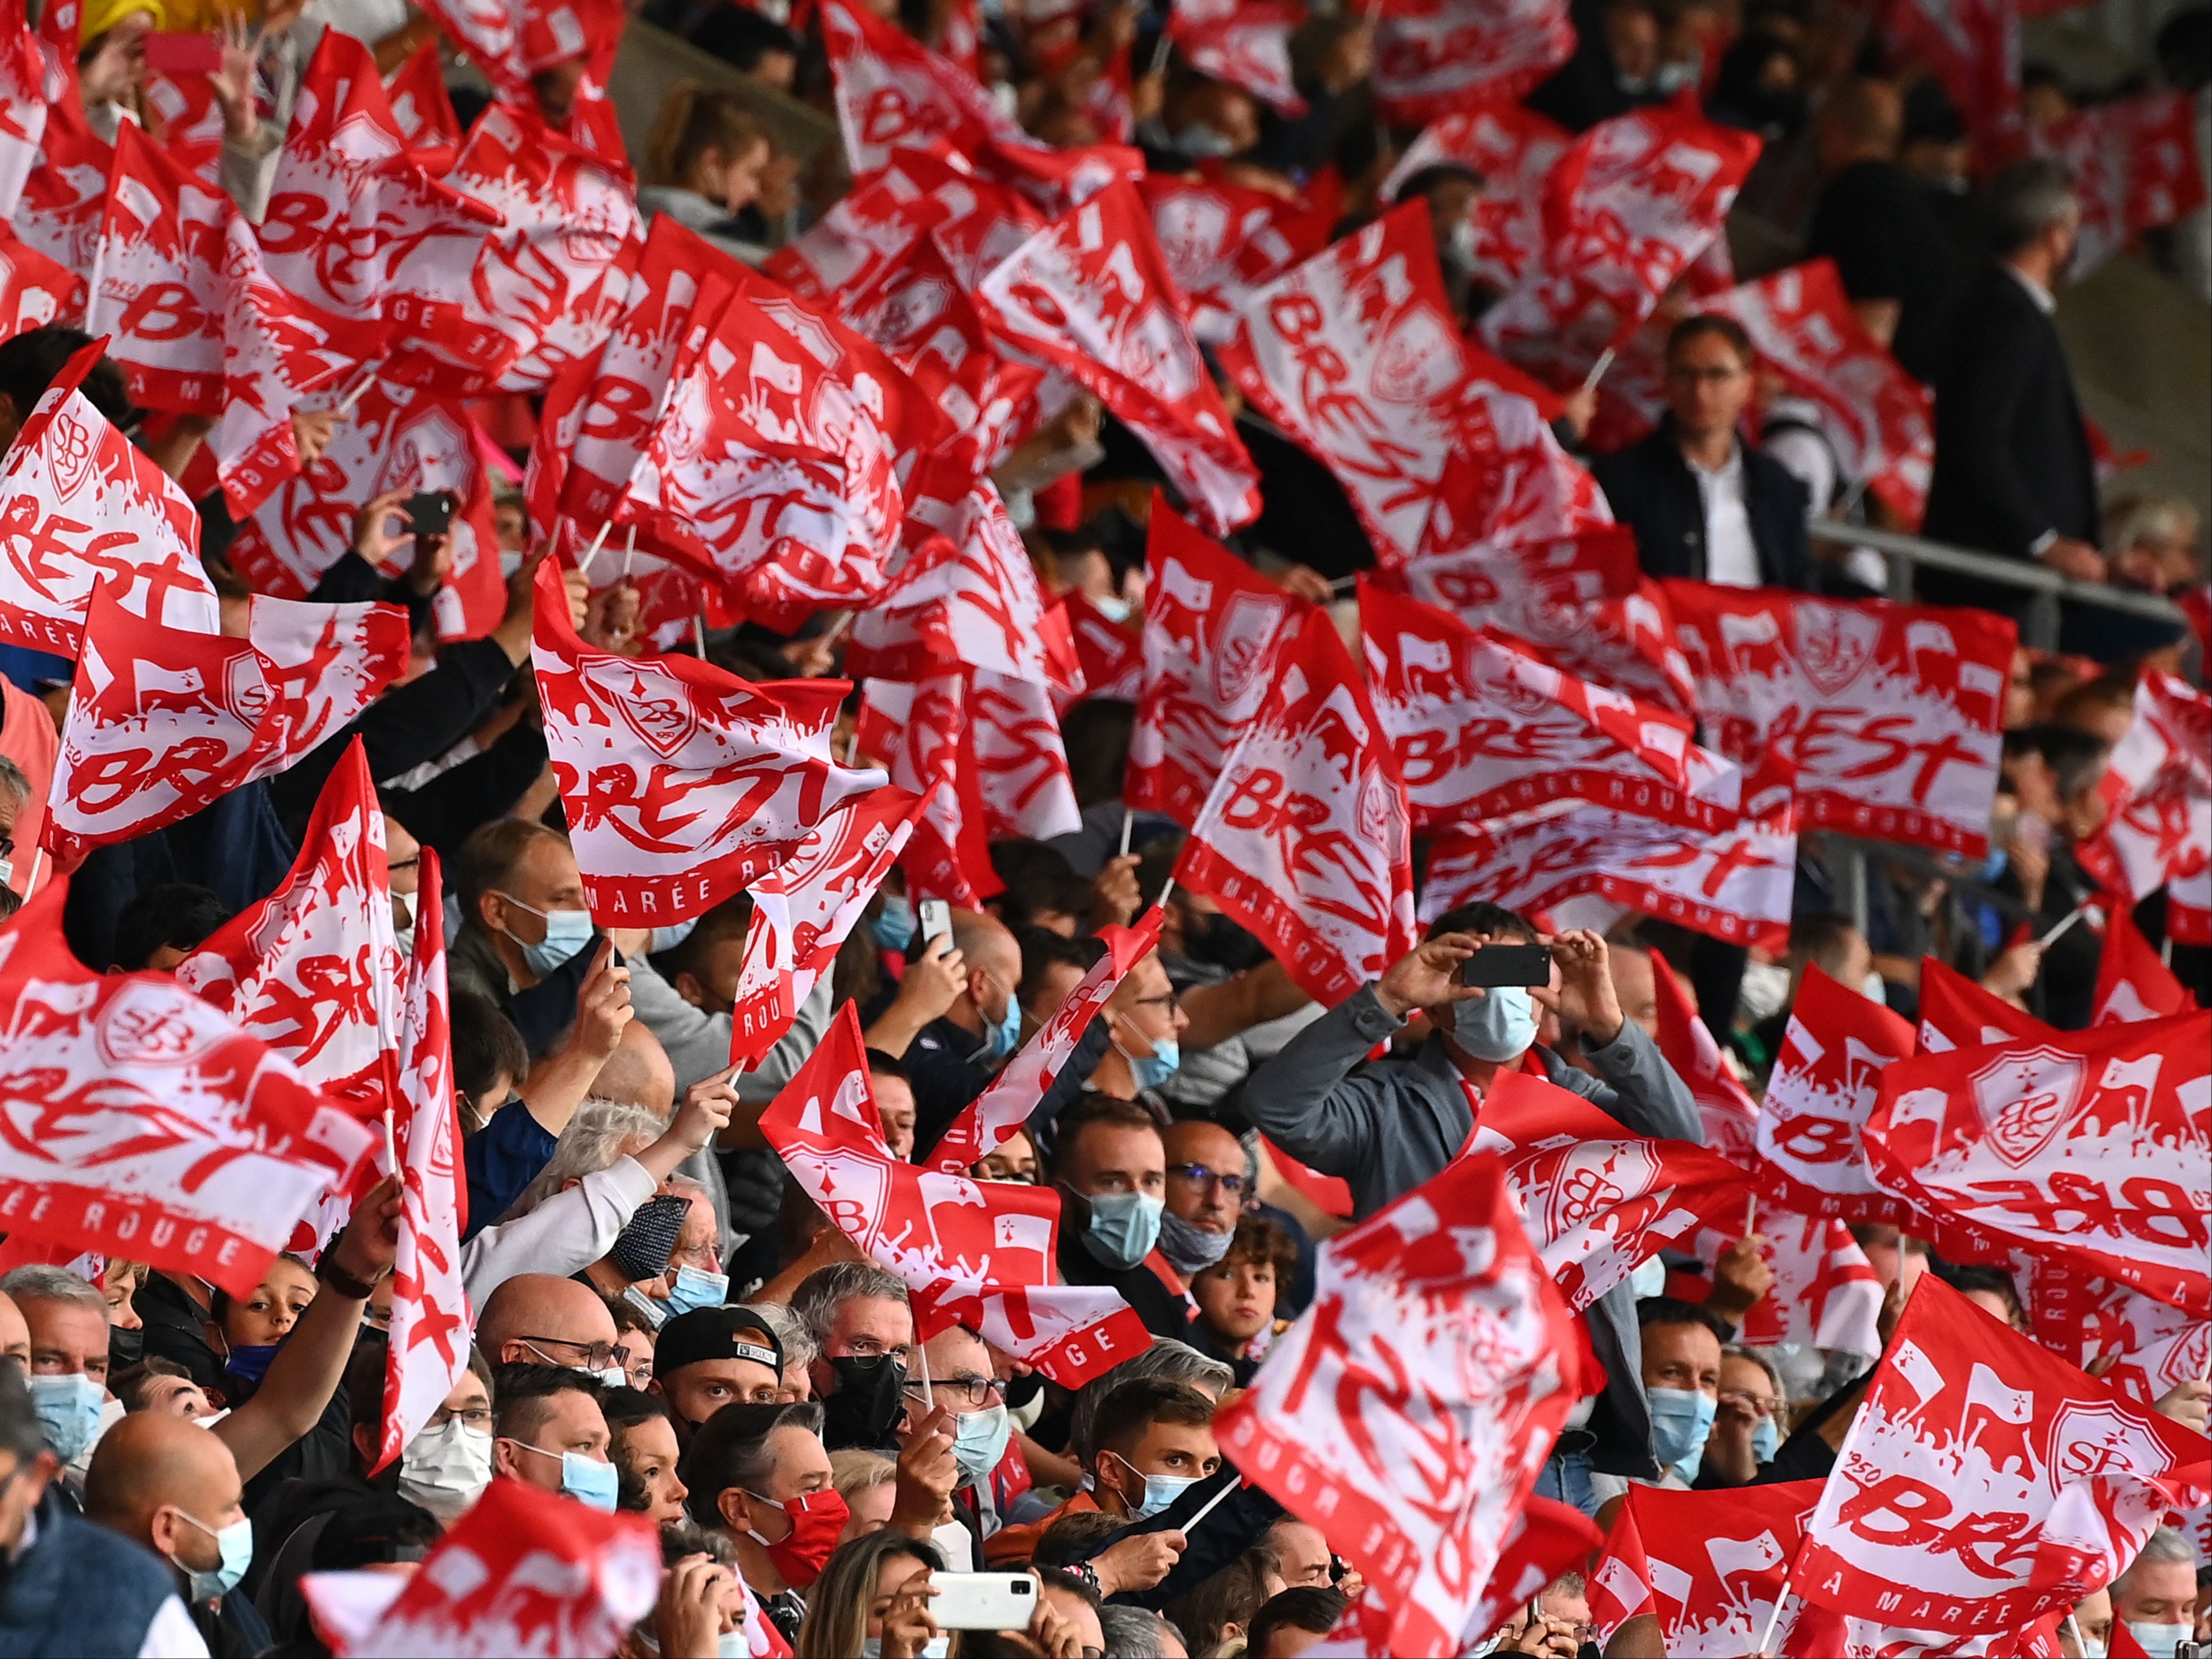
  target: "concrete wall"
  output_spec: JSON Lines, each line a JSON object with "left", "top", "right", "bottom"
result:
{"left": 2055, "top": 253, "right": 2212, "bottom": 523}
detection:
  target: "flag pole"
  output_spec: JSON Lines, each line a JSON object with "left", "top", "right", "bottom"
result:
{"left": 620, "top": 525, "right": 637, "bottom": 584}
{"left": 382, "top": 1105, "right": 399, "bottom": 1176}
{"left": 334, "top": 365, "right": 379, "bottom": 416}
{"left": 918, "top": 1336, "right": 933, "bottom": 1410}
{"left": 693, "top": 609, "right": 707, "bottom": 659}
{"left": 578, "top": 521, "right": 612, "bottom": 582}
{"left": 1579, "top": 347, "right": 1616, "bottom": 396}
{"left": 2038, "top": 900, "right": 2095, "bottom": 948}
{"left": 1180, "top": 1476, "right": 1239, "bottom": 1533}
{"left": 21, "top": 845, "right": 43, "bottom": 898}
{"left": 1753, "top": 1575, "right": 1792, "bottom": 1658}
{"left": 1118, "top": 808, "right": 1134, "bottom": 858}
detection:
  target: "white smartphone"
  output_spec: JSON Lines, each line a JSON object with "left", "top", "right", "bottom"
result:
{"left": 929, "top": 1572, "right": 1036, "bottom": 1631}
{"left": 917, "top": 898, "right": 952, "bottom": 950}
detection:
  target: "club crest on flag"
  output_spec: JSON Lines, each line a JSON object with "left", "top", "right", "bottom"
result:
{"left": 607, "top": 659, "right": 703, "bottom": 760}
{"left": 1972, "top": 1044, "right": 2088, "bottom": 1168}
{"left": 1543, "top": 1141, "right": 1657, "bottom": 1236}
{"left": 96, "top": 983, "right": 215, "bottom": 1066}
{"left": 2048, "top": 1399, "right": 2171, "bottom": 1485}
{"left": 1210, "top": 588, "right": 1285, "bottom": 706}
{"left": 1794, "top": 602, "right": 1884, "bottom": 696}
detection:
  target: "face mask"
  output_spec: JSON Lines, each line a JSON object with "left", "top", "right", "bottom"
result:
{"left": 622, "top": 1285, "right": 669, "bottom": 1330}
{"left": 649, "top": 917, "right": 698, "bottom": 955}
{"left": 561, "top": 1451, "right": 620, "bottom": 1511}
{"left": 665, "top": 1265, "right": 729, "bottom": 1317}
{"left": 870, "top": 894, "right": 914, "bottom": 953}
{"left": 744, "top": 1487, "right": 848, "bottom": 1587}
{"left": 108, "top": 1324, "right": 145, "bottom": 1368}
{"left": 2077, "top": 1642, "right": 2104, "bottom": 1659}
{"left": 983, "top": 983, "right": 1022, "bottom": 1063}
{"left": 1629, "top": 1255, "right": 1668, "bottom": 1299}
{"left": 820, "top": 1354, "right": 907, "bottom": 1450}
{"left": 498, "top": 893, "right": 595, "bottom": 976}
{"left": 393, "top": 886, "right": 419, "bottom": 949}
{"left": 2125, "top": 1626, "right": 2189, "bottom": 1658}
{"left": 1736, "top": 961, "right": 1792, "bottom": 1025}
{"left": 1444, "top": 216, "right": 1482, "bottom": 276}
{"left": 1174, "top": 122, "right": 1238, "bottom": 158}
{"left": 720, "top": 1634, "right": 751, "bottom": 1659}
{"left": 174, "top": 1510, "right": 255, "bottom": 1601}
{"left": 988, "top": 79, "right": 1018, "bottom": 121}
{"left": 1861, "top": 970, "right": 1888, "bottom": 1004}
{"left": 1080, "top": 1189, "right": 1164, "bottom": 1271}
{"left": 864, "top": 1642, "right": 949, "bottom": 1659}
{"left": 606, "top": 1194, "right": 691, "bottom": 1284}
{"left": 1454, "top": 984, "right": 1538, "bottom": 1063}
{"left": 501, "top": 548, "right": 526, "bottom": 579}
{"left": 399, "top": 1419, "right": 493, "bottom": 1521}
{"left": 1114, "top": 1031, "right": 1180, "bottom": 1091}
{"left": 1090, "top": 593, "right": 1133, "bottom": 624}
{"left": 1647, "top": 1386, "right": 1718, "bottom": 1479}
{"left": 27, "top": 1373, "right": 104, "bottom": 1464}
{"left": 0, "top": 857, "right": 13, "bottom": 889}
{"left": 1110, "top": 1452, "right": 1199, "bottom": 1521}
{"left": 950, "top": 1402, "right": 1012, "bottom": 1486}
{"left": 223, "top": 1342, "right": 281, "bottom": 1387}
{"left": 1751, "top": 1416, "right": 1781, "bottom": 1463}
{"left": 1157, "top": 1207, "right": 1234, "bottom": 1276}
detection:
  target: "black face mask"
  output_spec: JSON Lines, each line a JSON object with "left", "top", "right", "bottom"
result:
{"left": 818, "top": 1354, "right": 907, "bottom": 1451}
{"left": 1187, "top": 911, "right": 1272, "bottom": 974}
{"left": 605, "top": 1194, "right": 690, "bottom": 1284}
{"left": 108, "top": 1324, "right": 145, "bottom": 1369}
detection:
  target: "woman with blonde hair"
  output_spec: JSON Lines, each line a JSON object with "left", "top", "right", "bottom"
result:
{"left": 640, "top": 82, "right": 777, "bottom": 255}
{"left": 794, "top": 1529, "right": 948, "bottom": 1659}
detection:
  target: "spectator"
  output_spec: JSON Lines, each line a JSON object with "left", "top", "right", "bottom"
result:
{"left": 639, "top": 84, "right": 776, "bottom": 256}
{"left": 1592, "top": 316, "right": 1814, "bottom": 591}
{"left": 1528, "top": 0, "right": 1666, "bottom": 131}
{"left": 110, "top": 1360, "right": 215, "bottom": 1422}
{"left": 1098, "top": 1604, "right": 1190, "bottom": 1657}
{"left": 1162, "top": 1546, "right": 1283, "bottom": 1655}
{"left": 829, "top": 1447, "right": 898, "bottom": 1542}
{"left": 1090, "top": 947, "right": 1189, "bottom": 1105}
{"left": 891, "top": 909, "right": 1027, "bottom": 1151}
{"left": 1188, "top": 1213, "right": 1296, "bottom": 1385}
{"left": 603, "top": 1387, "right": 690, "bottom": 1523}
{"left": 489, "top": 1364, "right": 618, "bottom": 1509}
{"left": 1045, "top": 1095, "right": 1190, "bottom": 1338}
{"left": 1263, "top": 1518, "right": 1336, "bottom": 1590}
{"left": 650, "top": 1306, "right": 788, "bottom": 1443}
{"left": 610, "top": 1295, "right": 657, "bottom": 1390}
{"left": 976, "top": 1128, "right": 1040, "bottom": 1184}
{"left": 790, "top": 1262, "right": 914, "bottom": 1453}
{"left": 1937, "top": 1262, "right": 2030, "bottom": 1330}
{"left": 393, "top": 1359, "right": 495, "bottom": 1524}
{"left": 1616, "top": 1299, "right": 1729, "bottom": 1502}
{"left": 795, "top": 1529, "right": 944, "bottom": 1659}
{"left": 474, "top": 1273, "right": 627, "bottom": 1380}
{"left": 2, "top": 1267, "right": 112, "bottom": 1476}
{"left": 868, "top": 1051, "right": 920, "bottom": 1162}
{"left": 898, "top": 1322, "right": 1012, "bottom": 1565}
{"left": 2111, "top": 1528, "right": 2197, "bottom": 1656}
{"left": 683, "top": 1399, "right": 845, "bottom": 1645}
{"left": 1698, "top": 1346, "right": 1787, "bottom": 1489}
{"left": 1158, "top": 1119, "right": 1249, "bottom": 1279}
{"left": 1246, "top": 1586, "right": 1353, "bottom": 1658}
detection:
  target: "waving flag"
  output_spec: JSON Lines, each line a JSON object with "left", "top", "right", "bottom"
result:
{"left": 175, "top": 739, "right": 405, "bottom": 1110}
{"left": 931, "top": 910, "right": 1165, "bottom": 1176}
{"left": 1381, "top": 103, "right": 1572, "bottom": 291}
{"left": 1471, "top": 1067, "right": 1753, "bottom": 1311}
{"left": 86, "top": 123, "right": 232, "bottom": 413}
{"left": 375, "top": 847, "right": 471, "bottom": 1475}
{"left": 1127, "top": 502, "right": 1307, "bottom": 824}
{"left": 1754, "top": 965, "right": 1920, "bottom": 1224}
{"left": 1057, "top": 592, "right": 1141, "bottom": 707}
{"left": 1480, "top": 100, "right": 1761, "bottom": 387}
{"left": 967, "top": 670, "right": 1083, "bottom": 841}
{"left": 819, "top": 0, "right": 1040, "bottom": 178}
{"left": 856, "top": 673, "right": 1003, "bottom": 908}
{"left": 2031, "top": 1259, "right": 2209, "bottom": 1416}
{"left": 1697, "top": 259, "right": 1935, "bottom": 526}
{"left": 0, "top": 881, "right": 377, "bottom": 1299}
{"left": 1370, "top": 0, "right": 1575, "bottom": 123}
{"left": 533, "top": 564, "right": 883, "bottom": 925}
{"left": 1137, "top": 172, "right": 1329, "bottom": 346}
{"left": 1611, "top": 1482, "right": 1846, "bottom": 1657}
{"left": 385, "top": 42, "right": 465, "bottom": 171}
{"left": 729, "top": 785, "right": 922, "bottom": 1069}
{"left": 1359, "top": 580, "right": 1740, "bottom": 834}
{"left": 1670, "top": 580, "right": 2016, "bottom": 858}
{"left": 0, "top": 0, "right": 56, "bottom": 222}
{"left": 1173, "top": 605, "right": 1418, "bottom": 1008}
{"left": 0, "top": 226, "right": 81, "bottom": 334}
{"left": 1166, "top": 0, "right": 1306, "bottom": 115}
{"left": 762, "top": 157, "right": 1002, "bottom": 303}
{"left": 300, "top": 1478, "right": 659, "bottom": 1659}
{"left": 2092, "top": 905, "right": 2190, "bottom": 1025}
{"left": 979, "top": 180, "right": 1260, "bottom": 537}
{"left": 1864, "top": 1010, "right": 2212, "bottom": 1316}
{"left": 1919, "top": 956, "right": 2048, "bottom": 1053}
{"left": 1888, "top": 0, "right": 2018, "bottom": 149}
{"left": 1799, "top": 1275, "right": 2209, "bottom": 1635}
{"left": 1651, "top": 945, "right": 1760, "bottom": 1162}
{"left": 761, "top": 1002, "right": 1152, "bottom": 1386}
{"left": 13, "top": 94, "right": 110, "bottom": 289}
{"left": 0, "top": 336, "right": 217, "bottom": 656}
{"left": 245, "top": 596, "right": 412, "bottom": 761}
{"left": 1213, "top": 1151, "right": 1582, "bottom": 1659}
{"left": 1467, "top": 1500, "right": 1607, "bottom": 1652}
{"left": 2076, "top": 672, "right": 2210, "bottom": 929}
{"left": 1696, "top": 1200, "right": 1886, "bottom": 1360}
{"left": 2029, "top": 94, "right": 2206, "bottom": 279}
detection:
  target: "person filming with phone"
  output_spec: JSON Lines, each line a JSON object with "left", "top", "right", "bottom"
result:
{"left": 1241, "top": 903, "right": 1701, "bottom": 1522}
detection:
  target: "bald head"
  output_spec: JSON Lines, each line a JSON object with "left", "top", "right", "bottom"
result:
{"left": 1816, "top": 78, "right": 1903, "bottom": 171}
{"left": 591, "top": 1020, "right": 676, "bottom": 1114}
{"left": 948, "top": 910, "right": 1021, "bottom": 1042}
{"left": 478, "top": 1273, "right": 620, "bottom": 1368}
{"left": 83, "top": 1411, "right": 241, "bottom": 1539}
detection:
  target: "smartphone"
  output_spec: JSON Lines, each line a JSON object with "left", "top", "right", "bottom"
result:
{"left": 930, "top": 1573, "right": 1036, "bottom": 1632}
{"left": 917, "top": 898, "right": 952, "bottom": 950}
{"left": 142, "top": 31, "right": 224, "bottom": 73}
{"left": 403, "top": 489, "right": 457, "bottom": 538}
{"left": 1459, "top": 942, "right": 1553, "bottom": 988}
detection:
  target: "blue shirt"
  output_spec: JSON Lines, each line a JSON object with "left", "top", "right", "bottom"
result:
{"left": 463, "top": 1102, "right": 558, "bottom": 1240}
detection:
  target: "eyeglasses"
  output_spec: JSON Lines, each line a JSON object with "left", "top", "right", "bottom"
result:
{"left": 1168, "top": 1163, "right": 1246, "bottom": 1197}
{"left": 902, "top": 1374, "right": 1003, "bottom": 1409}
{"left": 1133, "top": 990, "right": 1181, "bottom": 1013}
{"left": 523, "top": 1336, "right": 624, "bottom": 1371}
{"left": 427, "top": 1402, "right": 493, "bottom": 1431}
{"left": 1719, "top": 1388, "right": 1784, "bottom": 1417}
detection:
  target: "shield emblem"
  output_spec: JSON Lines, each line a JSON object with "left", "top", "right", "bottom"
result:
{"left": 612, "top": 661, "right": 699, "bottom": 759}
{"left": 1971, "top": 1044, "right": 2088, "bottom": 1168}
{"left": 1539, "top": 1141, "right": 1659, "bottom": 1239}
{"left": 1209, "top": 590, "right": 1286, "bottom": 707}
{"left": 97, "top": 982, "right": 217, "bottom": 1067}
{"left": 1368, "top": 302, "right": 1462, "bottom": 406}
{"left": 1794, "top": 603, "right": 1884, "bottom": 697}
{"left": 2047, "top": 1400, "right": 2165, "bottom": 1485}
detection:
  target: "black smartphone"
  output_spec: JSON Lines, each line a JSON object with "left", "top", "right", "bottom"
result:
{"left": 1459, "top": 942, "right": 1554, "bottom": 988}
{"left": 403, "top": 489, "right": 457, "bottom": 538}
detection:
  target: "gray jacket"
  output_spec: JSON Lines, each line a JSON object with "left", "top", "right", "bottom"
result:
{"left": 1243, "top": 984, "right": 1703, "bottom": 1478}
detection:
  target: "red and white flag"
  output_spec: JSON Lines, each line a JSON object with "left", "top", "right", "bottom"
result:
{"left": 533, "top": 563, "right": 883, "bottom": 926}
{"left": 1421, "top": 786, "right": 1796, "bottom": 951}
{"left": 175, "top": 739, "right": 405, "bottom": 1110}
{"left": 1388, "top": 534, "right": 1698, "bottom": 715}
{"left": 761, "top": 1002, "right": 1153, "bottom": 1386}
{"left": 819, "top": 0, "right": 1041, "bottom": 178}
{"left": 2092, "top": 903, "right": 2191, "bottom": 1025}
{"left": 1358, "top": 580, "right": 1740, "bottom": 834}
{"left": 1471, "top": 1067, "right": 1755, "bottom": 1312}
{"left": 1724, "top": 1202, "right": 1887, "bottom": 1360}
{"left": 375, "top": 846, "right": 471, "bottom": 1475}
{"left": 1697, "top": 259, "right": 1935, "bottom": 527}
{"left": 1603, "top": 1481, "right": 1848, "bottom": 1657}
{"left": 728, "top": 785, "right": 922, "bottom": 1069}
{"left": 85, "top": 123, "right": 233, "bottom": 414}
{"left": 1798, "top": 1274, "right": 2210, "bottom": 1635}
{"left": 1754, "top": 965, "right": 1920, "bottom": 1224}
{"left": 1864, "top": 1010, "right": 2212, "bottom": 1316}
{"left": 0, "top": 226, "right": 83, "bottom": 336}
{"left": 13, "top": 96, "right": 110, "bottom": 290}
{"left": 1888, "top": 0, "right": 2018, "bottom": 149}
{"left": 1465, "top": 1499, "right": 1606, "bottom": 1651}
{"left": 967, "top": 669, "right": 1083, "bottom": 842}
{"left": 1173, "top": 604, "right": 1418, "bottom": 1008}
{"left": 0, "top": 0, "right": 56, "bottom": 222}
{"left": 1057, "top": 592, "right": 1142, "bottom": 707}
{"left": 2030, "top": 93, "right": 2206, "bottom": 279}
{"left": 1212, "top": 1151, "right": 1583, "bottom": 1659}
{"left": 762, "top": 154, "right": 1019, "bottom": 303}
{"left": 1137, "top": 172, "right": 1329, "bottom": 346}
{"left": 1369, "top": 0, "right": 1575, "bottom": 124}
{"left": 300, "top": 1477, "right": 660, "bottom": 1658}
{"left": 245, "top": 595, "right": 412, "bottom": 761}
{"left": 930, "top": 911, "right": 1165, "bottom": 1176}
{"left": 2077, "top": 671, "right": 2210, "bottom": 924}
{"left": 1670, "top": 580, "right": 2016, "bottom": 858}
{"left": 1919, "top": 956, "right": 2049, "bottom": 1054}
{"left": 1480, "top": 99, "right": 1761, "bottom": 387}
{"left": 979, "top": 180, "right": 1260, "bottom": 537}
{"left": 0, "top": 880, "right": 377, "bottom": 1298}
{"left": 2031, "top": 1261, "right": 2209, "bottom": 1415}
{"left": 1167, "top": 0, "right": 1306, "bottom": 116}
{"left": 384, "top": 42, "right": 465, "bottom": 172}
{"left": 1381, "top": 103, "right": 1572, "bottom": 291}
{"left": 1127, "top": 501, "right": 1307, "bottom": 825}
{"left": 856, "top": 673, "right": 1003, "bottom": 908}
{"left": 1650, "top": 945, "right": 1760, "bottom": 1164}
{"left": 0, "top": 336, "right": 217, "bottom": 657}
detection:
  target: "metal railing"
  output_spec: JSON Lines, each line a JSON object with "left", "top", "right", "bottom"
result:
{"left": 1806, "top": 519, "right": 2189, "bottom": 651}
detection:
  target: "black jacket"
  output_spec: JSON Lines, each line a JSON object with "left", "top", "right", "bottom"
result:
{"left": 1919, "top": 262, "right": 2098, "bottom": 608}
{"left": 1803, "top": 160, "right": 1960, "bottom": 386}
{"left": 1592, "top": 419, "right": 1814, "bottom": 591}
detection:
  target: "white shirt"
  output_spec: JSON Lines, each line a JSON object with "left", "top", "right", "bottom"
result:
{"left": 2004, "top": 261, "right": 2056, "bottom": 315}
{"left": 1686, "top": 444, "right": 1762, "bottom": 587}
{"left": 141, "top": 1596, "right": 212, "bottom": 1659}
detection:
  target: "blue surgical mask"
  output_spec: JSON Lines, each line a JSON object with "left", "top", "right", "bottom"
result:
{"left": 1115, "top": 1032, "right": 1180, "bottom": 1091}
{"left": 1080, "top": 1189, "right": 1164, "bottom": 1271}
{"left": 174, "top": 1510, "right": 255, "bottom": 1601}
{"left": 1453, "top": 984, "right": 1539, "bottom": 1062}
{"left": 950, "top": 1403, "right": 1012, "bottom": 1486}
{"left": 871, "top": 894, "right": 915, "bottom": 953}
{"left": 2126, "top": 1625, "right": 2190, "bottom": 1659}
{"left": 665, "top": 1265, "right": 729, "bottom": 1317}
{"left": 223, "top": 1343, "right": 280, "bottom": 1387}
{"left": 984, "top": 983, "right": 1022, "bottom": 1063}
{"left": 27, "top": 1374, "right": 105, "bottom": 1465}
{"left": 1648, "top": 1386, "right": 1718, "bottom": 1479}
{"left": 498, "top": 893, "right": 595, "bottom": 976}
{"left": 1112, "top": 1452, "right": 1199, "bottom": 1521}
{"left": 1091, "top": 593, "right": 1133, "bottom": 623}
{"left": 561, "top": 1452, "right": 620, "bottom": 1511}
{"left": 1751, "top": 1416, "right": 1781, "bottom": 1464}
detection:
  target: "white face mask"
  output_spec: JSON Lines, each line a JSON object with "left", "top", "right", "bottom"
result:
{"left": 2124, "top": 1623, "right": 2190, "bottom": 1658}
{"left": 398, "top": 1419, "right": 493, "bottom": 1522}
{"left": 1736, "top": 961, "right": 1792, "bottom": 1025}
{"left": 1861, "top": 969, "right": 1887, "bottom": 1003}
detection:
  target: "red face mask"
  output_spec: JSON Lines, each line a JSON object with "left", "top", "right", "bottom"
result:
{"left": 744, "top": 1487, "right": 849, "bottom": 1587}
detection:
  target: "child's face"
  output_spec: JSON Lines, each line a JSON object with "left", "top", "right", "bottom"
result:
{"left": 1193, "top": 1256, "right": 1277, "bottom": 1346}
{"left": 225, "top": 1262, "right": 317, "bottom": 1348}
